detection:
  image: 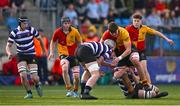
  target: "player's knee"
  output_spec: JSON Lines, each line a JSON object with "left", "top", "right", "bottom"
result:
{"left": 31, "top": 74, "right": 39, "bottom": 82}
{"left": 20, "top": 72, "right": 27, "bottom": 80}
{"left": 73, "top": 73, "right": 79, "bottom": 79}
{"left": 61, "top": 64, "right": 69, "bottom": 72}
{"left": 73, "top": 69, "right": 79, "bottom": 78}
{"left": 91, "top": 71, "right": 100, "bottom": 80}
{"left": 130, "top": 52, "right": 140, "bottom": 62}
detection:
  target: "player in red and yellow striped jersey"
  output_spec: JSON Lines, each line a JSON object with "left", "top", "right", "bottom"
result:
{"left": 126, "top": 13, "right": 174, "bottom": 83}
{"left": 48, "top": 17, "right": 82, "bottom": 97}
{"left": 101, "top": 22, "right": 149, "bottom": 88}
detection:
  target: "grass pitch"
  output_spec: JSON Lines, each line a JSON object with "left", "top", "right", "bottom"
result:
{"left": 0, "top": 84, "right": 180, "bottom": 105}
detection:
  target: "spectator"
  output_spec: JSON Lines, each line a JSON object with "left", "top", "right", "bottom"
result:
{"left": 155, "top": 0, "right": 167, "bottom": 14}
{"left": 0, "top": 0, "right": 9, "bottom": 24}
{"left": 86, "top": 0, "right": 100, "bottom": 24}
{"left": 84, "top": 25, "right": 99, "bottom": 42}
{"left": 63, "top": 3, "right": 78, "bottom": 27}
{"left": 170, "top": 10, "right": 180, "bottom": 27}
{"left": 10, "top": 0, "right": 25, "bottom": 16}
{"left": 110, "top": 0, "right": 129, "bottom": 18}
{"left": 107, "top": 8, "right": 117, "bottom": 22}
{"left": 146, "top": 8, "right": 163, "bottom": 27}
{"left": 75, "top": 0, "right": 87, "bottom": 24}
{"left": 161, "top": 10, "right": 172, "bottom": 30}
{"left": 34, "top": 29, "right": 49, "bottom": 85}
{"left": 99, "top": 0, "right": 109, "bottom": 24}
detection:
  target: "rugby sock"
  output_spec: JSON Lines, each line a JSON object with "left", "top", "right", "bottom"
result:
{"left": 27, "top": 90, "right": 32, "bottom": 94}
{"left": 81, "top": 82, "right": 86, "bottom": 94}
{"left": 84, "top": 86, "right": 92, "bottom": 95}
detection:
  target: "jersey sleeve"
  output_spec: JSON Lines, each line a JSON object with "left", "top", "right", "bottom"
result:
{"left": 30, "top": 27, "right": 39, "bottom": 38}
{"left": 8, "top": 31, "right": 15, "bottom": 43}
{"left": 122, "top": 29, "right": 131, "bottom": 44}
{"left": 52, "top": 29, "right": 59, "bottom": 42}
{"left": 146, "top": 26, "right": 156, "bottom": 35}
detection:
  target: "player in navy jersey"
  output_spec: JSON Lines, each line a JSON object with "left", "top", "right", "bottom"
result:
{"left": 76, "top": 39, "right": 116, "bottom": 99}
{"left": 5, "top": 16, "right": 46, "bottom": 99}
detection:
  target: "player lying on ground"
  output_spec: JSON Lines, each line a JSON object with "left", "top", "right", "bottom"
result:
{"left": 113, "top": 67, "right": 168, "bottom": 99}
{"left": 76, "top": 39, "right": 116, "bottom": 100}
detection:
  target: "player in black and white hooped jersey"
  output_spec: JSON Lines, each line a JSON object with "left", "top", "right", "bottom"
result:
{"left": 6, "top": 16, "right": 46, "bottom": 99}
{"left": 76, "top": 39, "right": 116, "bottom": 100}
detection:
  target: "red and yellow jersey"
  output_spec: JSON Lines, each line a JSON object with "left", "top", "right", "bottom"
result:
{"left": 126, "top": 25, "right": 156, "bottom": 51}
{"left": 101, "top": 26, "right": 131, "bottom": 52}
{"left": 34, "top": 36, "right": 49, "bottom": 57}
{"left": 52, "top": 26, "right": 82, "bottom": 56}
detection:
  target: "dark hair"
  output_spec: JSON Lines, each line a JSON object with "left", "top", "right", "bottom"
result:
{"left": 132, "top": 13, "right": 143, "bottom": 19}
{"left": 108, "top": 22, "right": 118, "bottom": 33}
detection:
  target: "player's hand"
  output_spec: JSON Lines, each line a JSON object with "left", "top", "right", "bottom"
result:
{"left": 8, "top": 53, "right": 13, "bottom": 60}
{"left": 112, "top": 57, "right": 120, "bottom": 66}
{"left": 48, "top": 52, "right": 54, "bottom": 60}
{"left": 167, "top": 39, "right": 174, "bottom": 45}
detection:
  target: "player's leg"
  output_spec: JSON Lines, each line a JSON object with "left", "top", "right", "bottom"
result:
{"left": 29, "top": 63, "right": 43, "bottom": 97}
{"left": 60, "top": 58, "right": 72, "bottom": 96}
{"left": 141, "top": 60, "right": 151, "bottom": 84}
{"left": 71, "top": 65, "right": 80, "bottom": 97}
{"left": 81, "top": 61, "right": 100, "bottom": 99}
{"left": 130, "top": 52, "right": 149, "bottom": 87}
{"left": 17, "top": 61, "right": 32, "bottom": 99}
{"left": 80, "top": 68, "right": 91, "bottom": 94}
{"left": 114, "top": 66, "right": 128, "bottom": 79}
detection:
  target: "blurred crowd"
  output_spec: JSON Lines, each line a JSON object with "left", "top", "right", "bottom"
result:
{"left": 33, "top": 0, "right": 180, "bottom": 27}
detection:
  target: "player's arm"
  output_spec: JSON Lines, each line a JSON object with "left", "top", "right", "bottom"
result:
{"left": 6, "top": 31, "right": 15, "bottom": 59}
{"left": 154, "top": 30, "right": 174, "bottom": 45}
{"left": 118, "top": 41, "right": 131, "bottom": 60}
{"left": 97, "top": 56, "right": 112, "bottom": 67}
{"left": 6, "top": 42, "right": 13, "bottom": 59}
{"left": 112, "top": 34, "right": 131, "bottom": 66}
{"left": 48, "top": 30, "right": 58, "bottom": 60}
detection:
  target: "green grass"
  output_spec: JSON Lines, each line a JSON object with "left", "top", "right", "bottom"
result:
{"left": 0, "top": 84, "right": 180, "bottom": 105}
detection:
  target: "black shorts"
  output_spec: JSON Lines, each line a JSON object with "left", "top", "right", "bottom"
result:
{"left": 16, "top": 54, "right": 37, "bottom": 64}
{"left": 114, "top": 49, "right": 133, "bottom": 67}
{"left": 76, "top": 45, "right": 96, "bottom": 63}
{"left": 59, "top": 55, "right": 79, "bottom": 68}
{"left": 139, "top": 50, "right": 147, "bottom": 61}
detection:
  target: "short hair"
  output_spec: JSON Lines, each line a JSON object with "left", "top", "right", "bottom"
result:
{"left": 132, "top": 13, "right": 143, "bottom": 20}
{"left": 108, "top": 22, "right": 118, "bottom": 33}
